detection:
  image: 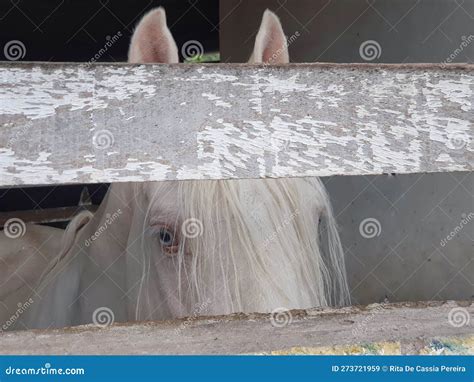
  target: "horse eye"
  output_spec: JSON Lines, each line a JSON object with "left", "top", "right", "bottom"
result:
{"left": 157, "top": 227, "right": 179, "bottom": 255}
{"left": 159, "top": 228, "right": 173, "bottom": 245}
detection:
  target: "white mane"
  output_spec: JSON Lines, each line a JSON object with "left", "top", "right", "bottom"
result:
{"left": 133, "top": 178, "right": 349, "bottom": 319}
{"left": 21, "top": 178, "right": 349, "bottom": 329}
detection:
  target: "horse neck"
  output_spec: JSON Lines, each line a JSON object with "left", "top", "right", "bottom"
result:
{"left": 73, "top": 184, "right": 137, "bottom": 323}
{"left": 23, "top": 184, "right": 136, "bottom": 329}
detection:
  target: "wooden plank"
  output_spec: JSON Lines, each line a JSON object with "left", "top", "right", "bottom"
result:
{"left": 0, "top": 63, "right": 472, "bottom": 186}
{"left": 0, "top": 301, "right": 472, "bottom": 354}
{"left": 0, "top": 205, "right": 98, "bottom": 227}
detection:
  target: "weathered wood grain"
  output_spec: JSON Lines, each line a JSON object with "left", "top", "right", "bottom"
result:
{"left": 0, "top": 63, "right": 472, "bottom": 186}
{"left": 0, "top": 205, "right": 98, "bottom": 227}
{"left": 0, "top": 301, "right": 472, "bottom": 354}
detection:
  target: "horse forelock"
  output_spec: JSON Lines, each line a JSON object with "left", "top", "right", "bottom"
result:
{"left": 126, "top": 177, "right": 349, "bottom": 320}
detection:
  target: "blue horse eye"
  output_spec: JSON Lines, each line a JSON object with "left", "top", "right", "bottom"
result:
{"left": 159, "top": 228, "right": 174, "bottom": 246}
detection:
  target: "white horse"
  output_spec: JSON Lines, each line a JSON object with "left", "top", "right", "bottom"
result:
{"left": 0, "top": 8, "right": 349, "bottom": 330}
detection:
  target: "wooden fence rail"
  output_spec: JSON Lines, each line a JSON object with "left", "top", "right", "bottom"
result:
{"left": 0, "top": 301, "right": 472, "bottom": 354}
{"left": 0, "top": 63, "right": 472, "bottom": 187}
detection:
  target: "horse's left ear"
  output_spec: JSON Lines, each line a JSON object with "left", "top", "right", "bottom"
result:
{"left": 128, "top": 7, "right": 179, "bottom": 63}
{"left": 250, "top": 9, "right": 289, "bottom": 64}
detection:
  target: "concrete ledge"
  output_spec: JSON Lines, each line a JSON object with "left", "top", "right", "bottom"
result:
{"left": 0, "top": 301, "right": 472, "bottom": 354}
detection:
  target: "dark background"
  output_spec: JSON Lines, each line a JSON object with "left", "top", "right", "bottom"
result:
{"left": 0, "top": 0, "right": 219, "bottom": 62}
{"left": 220, "top": 0, "right": 474, "bottom": 63}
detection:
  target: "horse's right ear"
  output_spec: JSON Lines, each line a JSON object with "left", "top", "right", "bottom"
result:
{"left": 128, "top": 7, "right": 179, "bottom": 64}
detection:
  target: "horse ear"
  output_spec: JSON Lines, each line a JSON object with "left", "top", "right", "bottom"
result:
{"left": 128, "top": 7, "right": 179, "bottom": 63}
{"left": 251, "top": 9, "right": 289, "bottom": 64}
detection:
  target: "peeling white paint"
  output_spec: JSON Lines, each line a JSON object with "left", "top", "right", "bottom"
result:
{"left": 0, "top": 63, "right": 472, "bottom": 186}
{"left": 202, "top": 93, "right": 232, "bottom": 108}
